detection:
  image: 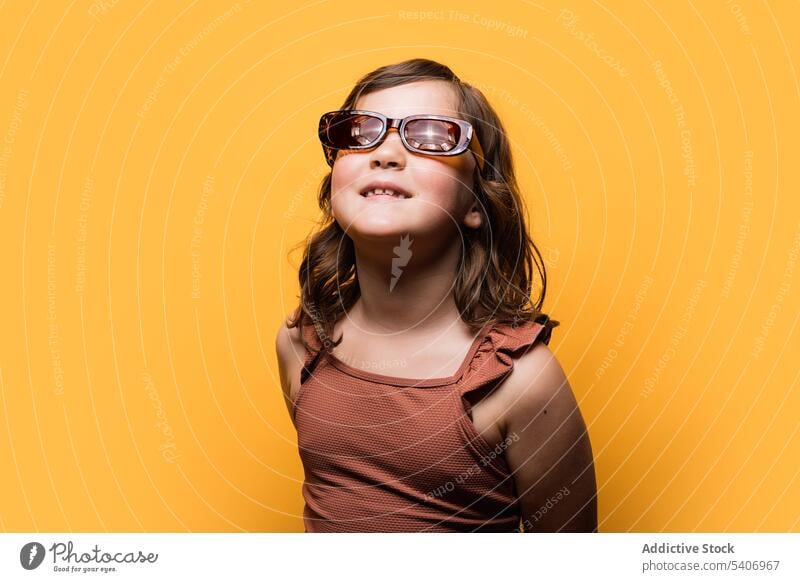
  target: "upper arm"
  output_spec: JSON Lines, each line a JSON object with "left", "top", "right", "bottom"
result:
{"left": 275, "top": 319, "right": 304, "bottom": 420}
{"left": 501, "top": 342, "right": 598, "bottom": 532}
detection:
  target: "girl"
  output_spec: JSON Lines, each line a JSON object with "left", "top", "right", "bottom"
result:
{"left": 276, "top": 58, "right": 597, "bottom": 533}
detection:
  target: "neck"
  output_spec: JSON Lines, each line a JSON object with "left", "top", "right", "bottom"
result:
{"left": 348, "top": 235, "right": 465, "bottom": 334}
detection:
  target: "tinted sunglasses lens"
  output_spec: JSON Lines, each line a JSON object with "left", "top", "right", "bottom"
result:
{"left": 323, "top": 113, "right": 384, "bottom": 148}
{"left": 404, "top": 119, "right": 462, "bottom": 153}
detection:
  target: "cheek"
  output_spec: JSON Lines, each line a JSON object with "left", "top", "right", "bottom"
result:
{"left": 417, "top": 167, "right": 471, "bottom": 210}
{"left": 330, "top": 162, "right": 356, "bottom": 195}
{"left": 329, "top": 161, "right": 361, "bottom": 219}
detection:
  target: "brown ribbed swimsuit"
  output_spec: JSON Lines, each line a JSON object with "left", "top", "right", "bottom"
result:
{"left": 292, "top": 316, "right": 555, "bottom": 532}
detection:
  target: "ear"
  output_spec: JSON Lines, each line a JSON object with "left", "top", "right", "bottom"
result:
{"left": 461, "top": 200, "right": 482, "bottom": 229}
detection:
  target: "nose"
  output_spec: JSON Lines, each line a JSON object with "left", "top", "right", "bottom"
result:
{"left": 369, "top": 127, "right": 406, "bottom": 169}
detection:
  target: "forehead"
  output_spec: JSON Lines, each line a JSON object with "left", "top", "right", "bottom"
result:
{"left": 354, "top": 80, "right": 461, "bottom": 118}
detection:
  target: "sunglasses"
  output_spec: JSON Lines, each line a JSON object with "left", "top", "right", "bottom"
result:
{"left": 318, "top": 109, "right": 485, "bottom": 172}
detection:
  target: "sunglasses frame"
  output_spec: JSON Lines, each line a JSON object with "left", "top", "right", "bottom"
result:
{"left": 318, "top": 109, "right": 485, "bottom": 172}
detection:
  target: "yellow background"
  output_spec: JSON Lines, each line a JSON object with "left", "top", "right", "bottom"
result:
{"left": 0, "top": 0, "right": 798, "bottom": 532}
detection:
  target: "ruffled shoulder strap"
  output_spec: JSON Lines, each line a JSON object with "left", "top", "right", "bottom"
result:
{"left": 299, "top": 321, "right": 326, "bottom": 384}
{"left": 500, "top": 314, "right": 557, "bottom": 349}
{"left": 459, "top": 315, "right": 557, "bottom": 399}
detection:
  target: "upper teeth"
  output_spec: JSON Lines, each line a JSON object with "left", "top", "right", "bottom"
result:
{"left": 364, "top": 188, "right": 406, "bottom": 198}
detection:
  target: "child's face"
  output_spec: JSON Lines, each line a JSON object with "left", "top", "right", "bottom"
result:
{"left": 329, "top": 80, "right": 482, "bottom": 245}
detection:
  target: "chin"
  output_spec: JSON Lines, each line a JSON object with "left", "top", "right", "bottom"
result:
{"left": 345, "top": 221, "right": 413, "bottom": 242}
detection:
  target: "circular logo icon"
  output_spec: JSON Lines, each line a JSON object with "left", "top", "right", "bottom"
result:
{"left": 20, "top": 542, "right": 46, "bottom": 570}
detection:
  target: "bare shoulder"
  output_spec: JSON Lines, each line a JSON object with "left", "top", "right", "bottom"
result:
{"left": 275, "top": 316, "right": 307, "bottom": 408}
{"left": 497, "top": 341, "right": 572, "bottom": 427}
{"left": 498, "top": 341, "right": 598, "bottom": 532}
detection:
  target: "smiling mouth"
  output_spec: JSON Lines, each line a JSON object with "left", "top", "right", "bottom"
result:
{"left": 360, "top": 187, "right": 412, "bottom": 199}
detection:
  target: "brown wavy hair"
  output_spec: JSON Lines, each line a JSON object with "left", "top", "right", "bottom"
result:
{"left": 287, "top": 58, "right": 559, "bottom": 353}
